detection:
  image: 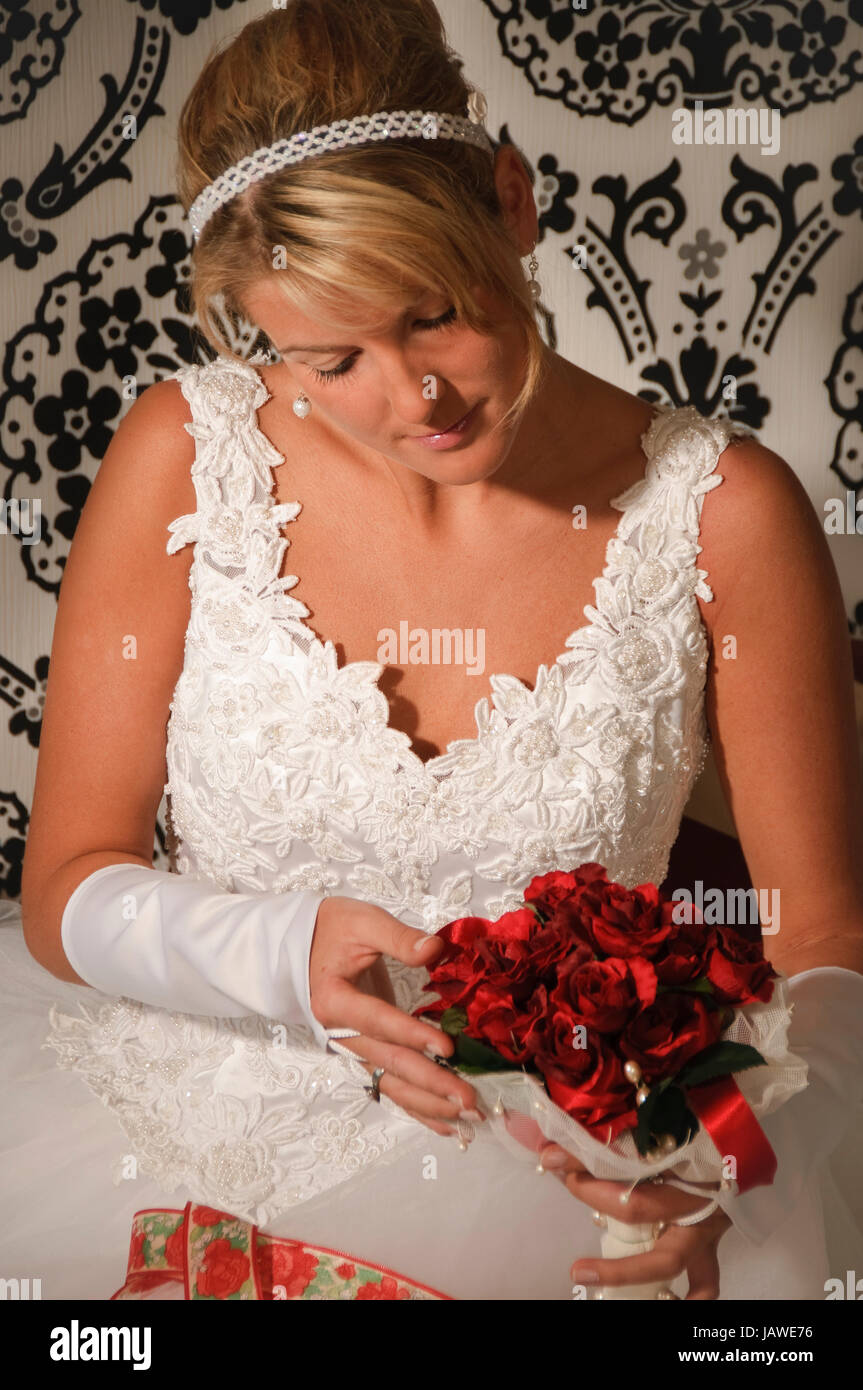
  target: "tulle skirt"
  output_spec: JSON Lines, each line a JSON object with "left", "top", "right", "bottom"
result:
{"left": 2, "top": 912, "right": 861, "bottom": 1301}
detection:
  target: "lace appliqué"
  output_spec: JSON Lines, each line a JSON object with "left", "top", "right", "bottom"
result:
{"left": 43, "top": 355, "right": 753, "bottom": 1223}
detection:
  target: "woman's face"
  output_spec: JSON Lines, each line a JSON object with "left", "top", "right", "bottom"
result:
{"left": 241, "top": 279, "right": 535, "bottom": 489}
{"left": 240, "top": 145, "right": 542, "bottom": 490}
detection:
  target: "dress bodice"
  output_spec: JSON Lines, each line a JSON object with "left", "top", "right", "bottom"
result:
{"left": 44, "top": 355, "right": 752, "bottom": 1227}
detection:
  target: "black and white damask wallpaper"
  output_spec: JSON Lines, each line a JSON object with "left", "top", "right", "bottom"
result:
{"left": 2, "top": 0, "right": 862, "bottom": 898}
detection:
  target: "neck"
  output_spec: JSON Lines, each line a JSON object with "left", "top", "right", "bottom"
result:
{"left": 366, "top": 348, "right": 591, "bottom": 528}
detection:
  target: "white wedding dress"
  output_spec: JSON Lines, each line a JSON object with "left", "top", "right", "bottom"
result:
{"left": 1, "top": 355, "right": 861, "bottom": 1300}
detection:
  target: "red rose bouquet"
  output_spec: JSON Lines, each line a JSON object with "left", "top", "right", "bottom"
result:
{"left": 413, "top": 863, "right": 808, "bottom": 1299}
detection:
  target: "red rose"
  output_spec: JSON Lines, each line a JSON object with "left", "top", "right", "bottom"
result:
{"left": 195, "top": 1237, "right": 250, "bottom": 1299}
{"left": 652, "top": 912, "right": 718, "bottom": 985}
{"left": 336, "top": 1262, "right": 356, "bottom": 1280}
{"left": 264, "top": 1243, "right": 318, "bottom": 1299}
{"left": 464, "top": 980, "right": 553, "bottom": 1063}
{"left": 551, "top": 955, "right": 657, "bottom": 1032}
{"left": 537, "top": 897, "right": 600, "bottom": 955}
{"left": 420, "top": 906, "right": 588, "bottom": 1034}
{"left": 523, "top": 863, "right": 610, "bottom": 918}
{"left": 620, "top": 993, "right": 724, "bottom": 1082}
{"left": 705, "top": 927, "right": 777, "bottom": 1005}
{"left": 165, "top": 1222, "right": 186, "bottom": 1269}
{"left": 420, "top": 909, "right": 540, "bottom": 1019}
{"left": 526, "top": 920, "right": 590, "bottom": 976}
{"left": 533, "top": 1004, "right": 639, "bottom": 1140}
{"left": 575, "top": 880, "right": 675, "bottom": 959}
{"left": 356, "top": 1276, "right": 411, "bottom": 1300}
{"left": 192, "top": 1206, "right": 227, "bottom": 1227}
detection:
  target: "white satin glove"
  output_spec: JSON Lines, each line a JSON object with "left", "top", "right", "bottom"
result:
{"left": 59, "top": 862, "right": 330, "bottom": 1049}
{"left": 715, "top": 965, "right": 863, "bottom": 1245}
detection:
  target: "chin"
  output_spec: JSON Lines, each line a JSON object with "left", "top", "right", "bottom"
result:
{"left": 411, "top": 444, "right": 507, "bottom": 487}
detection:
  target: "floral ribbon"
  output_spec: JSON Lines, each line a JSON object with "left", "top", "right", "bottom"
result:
{"left": 110, "top": 1203, "right": 452, "bottom": 1301}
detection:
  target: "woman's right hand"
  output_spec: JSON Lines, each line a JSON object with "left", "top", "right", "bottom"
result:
{"left": 309, "top": 895, "right": 483, "bottom": 1137}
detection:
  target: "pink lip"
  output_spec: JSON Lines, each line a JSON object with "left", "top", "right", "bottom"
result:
{"left": 408, "top": 402, "right": 480, "bottom": 449}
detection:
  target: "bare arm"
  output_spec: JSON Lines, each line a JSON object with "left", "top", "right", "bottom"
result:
{"left": 697, "top": 436, "right": 863, "bottom": 977}
{"left": 20, "top": 378, "right": 197, "bottom": 981}
{"left": 18, "top": 373, "right": 479, "bottom": 1130}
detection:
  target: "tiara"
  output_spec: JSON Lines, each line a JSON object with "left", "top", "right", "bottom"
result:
{"left": 187, "top": 96, "right": 494, "bottom": 242}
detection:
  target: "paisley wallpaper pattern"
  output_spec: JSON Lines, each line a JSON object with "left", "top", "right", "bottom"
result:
{"left": 1, "top": 0, "right": 862, "bottom": 899}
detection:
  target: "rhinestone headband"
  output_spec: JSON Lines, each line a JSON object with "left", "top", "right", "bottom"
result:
{"left": 188, "top": 99, "right": 494, "bottom": 242}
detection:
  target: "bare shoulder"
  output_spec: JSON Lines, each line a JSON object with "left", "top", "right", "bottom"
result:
{"left": 78, "top": 376, "right": 198, "bottom": 544}
{"left": 580, "top": 372, "right": 841, "bottom": 630}
{"left": 100, "top": 375, "right": 196, "bottom": 483}
{"left": 695, "top": 427, "right": 837, "bottom": 624}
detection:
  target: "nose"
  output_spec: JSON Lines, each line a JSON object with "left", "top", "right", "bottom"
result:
{"left": 375, "top": 344, "right": 448, "bottom": 430}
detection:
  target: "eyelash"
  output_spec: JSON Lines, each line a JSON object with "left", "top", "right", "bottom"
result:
{"left": 308, "top": 304, "right": 458, "bottom": 384}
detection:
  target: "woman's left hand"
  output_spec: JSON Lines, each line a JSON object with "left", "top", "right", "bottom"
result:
{"left": 538, "top": 1142, "right": 733, "bottom": 1299}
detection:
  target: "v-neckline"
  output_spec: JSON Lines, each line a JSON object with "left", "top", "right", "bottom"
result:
{"left": 238, "top": 357, "right": 663, "bottom": 775}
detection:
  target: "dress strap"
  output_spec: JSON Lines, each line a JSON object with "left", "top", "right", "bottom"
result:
{"left": 164, "top": 355, "right": 290, "bottom": 572}
{"left": 609, "top": 404, "right": 754, "bottom": 604}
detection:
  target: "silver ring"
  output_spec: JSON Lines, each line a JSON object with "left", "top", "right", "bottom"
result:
{"left": 364, "top": 1066, "right": 385, "bottom": 1103}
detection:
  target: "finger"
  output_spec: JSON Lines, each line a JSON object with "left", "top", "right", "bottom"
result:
{"left": 348, "top": 912, "right": 447, "bottom": 970}
{"left": 371, "top": 1064, "right": 480, "bottom": 1124}
{"left": 558, "top": 1173, "right": 717, "bottom": 1225}
{"left": 400, "top": 1108, "right": 457, "bottom": 1139}
{"left": 571, "top": 1231, "right": 687, "bottom": 1289}
{"left": 684, "top": 1242, "right": 722, "bottom": 1300}
{"left": 571, "top": 1221, "right": 721, "bottom": 1291}
{"left": 323, "top": 977, "right": 454, "bottom": 1057}
{"left": 340, "top": 1035, "right": 481, "bottom": 1117}
{"left": 537, "top": 1143, "right": 591, "bottom": 1175}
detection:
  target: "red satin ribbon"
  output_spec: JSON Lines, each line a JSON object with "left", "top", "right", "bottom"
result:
{"left": 685, "top": 1075, "right": 777, "bottom": 1194}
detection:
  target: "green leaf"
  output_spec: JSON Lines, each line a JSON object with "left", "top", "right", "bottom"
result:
{"left": 676, "top": 1042, "right": 767, "bottom": 1091}
{"left": 450, "top": 1030, "right": 514, "bottom": 1072}
{"left": 633, "top": 1078, "right": 669, "bottom": 1154}
{"left": 438, "top": 1006, "right": 468, "bottom": 1036}
{"left": 633, "top": 1075, "right": 699, "bottom": 1154}
{"left": 656, "top": 977, "right": 715, "bottom": 997}
{"left": 454, "top": 1062, "right": 518, "bottom": 1076}
{"left": 650, "top": 1084, "right": 700, "bottom": 1148}
{"left": 634, "top": 1091, "right": 660, "bottom": 1155}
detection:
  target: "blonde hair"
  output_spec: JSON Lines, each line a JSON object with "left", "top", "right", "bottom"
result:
{"left": 176, "top": 0, "right": 547, "bottom": 433}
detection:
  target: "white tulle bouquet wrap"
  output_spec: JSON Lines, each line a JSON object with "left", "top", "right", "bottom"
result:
{"left": 413, "top": 864, "right": 809, "bottom": 1301}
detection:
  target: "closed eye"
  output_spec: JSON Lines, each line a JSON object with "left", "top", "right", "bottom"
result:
{"left": 308, "top": 304, "right": 458, "bottom": 384}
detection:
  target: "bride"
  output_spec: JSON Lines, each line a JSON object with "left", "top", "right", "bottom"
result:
{"left": 9, "top": 0, "right": 863, "bottom": 1301}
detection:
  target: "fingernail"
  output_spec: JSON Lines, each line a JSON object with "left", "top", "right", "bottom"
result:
{"left": 571, "top": 1266, "right": 600, "bottom": 1284}
{"left": 414, "top": 936, "right": 432, "bottom": 951}
{"left": 540, "top": 1148, "right": 567, "bottom": 1168}
{"left": 459, "top": 1109, "right": 484, "bottom": 1123}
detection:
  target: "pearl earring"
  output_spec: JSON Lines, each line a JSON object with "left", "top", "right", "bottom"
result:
{"left": 292, "top": 392, "right": 311, "bottom": 419}
{"left": 526, "top": 242, "right": 542, "bottom": 302}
